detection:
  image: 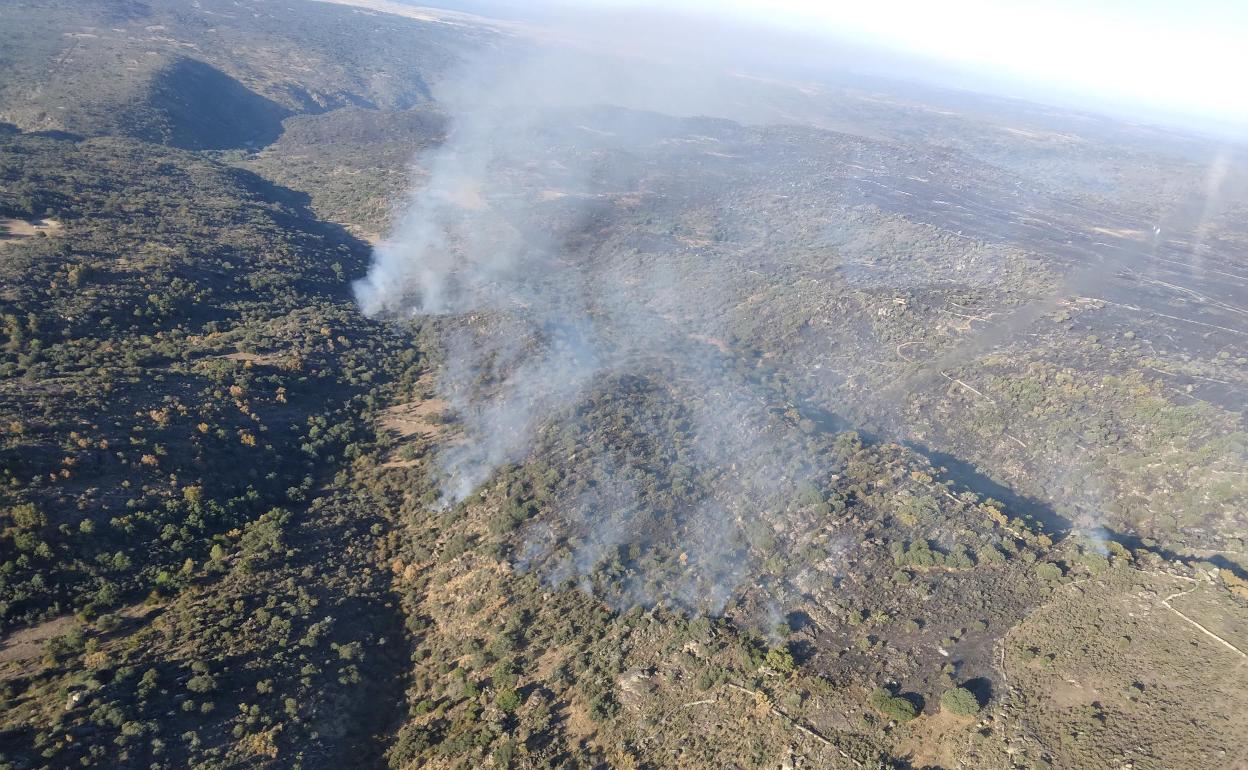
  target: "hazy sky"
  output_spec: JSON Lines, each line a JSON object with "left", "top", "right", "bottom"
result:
{"left": 585, "top": 0, "right": 1248, "bottom": 127}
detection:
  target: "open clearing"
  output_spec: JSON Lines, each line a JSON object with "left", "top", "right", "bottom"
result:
{"left": 380, "top": 396, "right": 447, "bottom": 439}
{"left": 0, "top": 603, "right": 154, "bottom": 673}
{"left": 0, "top": 217, "right": 61, "bottom": 246}
{"left": 1005, "top": 570, "right": 1248, "bottom": 770}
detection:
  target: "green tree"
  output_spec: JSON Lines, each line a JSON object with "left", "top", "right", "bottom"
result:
{"left": 940, "top": 686, "right": 981, "bottom": 716}
{"left": 9, "top": 503, "right": 45, "bottom": 530}
{"left": 186, "top": 674, "right": 217, "bottom": 693}
{"left": 496, "top": 688, "right": 521, "bottom": 713}
{"left": 764, "top": 645, "right": 796, "bottom": 674}
{"left": 1035, "top": 562, "right": 1063, "bottom": 581}
{"left": 869, "top": 688, "right": 917, "bottom": 722}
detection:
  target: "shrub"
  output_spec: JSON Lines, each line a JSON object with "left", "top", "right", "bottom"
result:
{"left": 496, "top": 688, "right": 521, "bottom": 713}
{"left": 588, "top": 692, "right": 618, "bottom": 722}
{"left": 186, "top": 674, "right": 217, "bottom": 693}
{"left": 1035, "top": 562, "right": 1063, "bottom": 581}
{"left": 940, "top": 686, "right": 980, "bottom": 716}
{"left": 868, "top": 688, "right": 917, "bottom": 722}
{"left": 10, "top": 503, "right": 46, "bottom": 530}
{"left": 764, "top": 645, "right": 796, "bottom": 674}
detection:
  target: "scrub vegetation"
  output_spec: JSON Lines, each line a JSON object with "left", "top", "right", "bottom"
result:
{"left": 1, "top": 1, "right": 1245, "bottom": 769}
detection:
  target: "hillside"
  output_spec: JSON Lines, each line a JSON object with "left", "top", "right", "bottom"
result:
{"left": 0, "top": 0, "right": 477, "bottom": 143}
{"left": 1, "top": 1, "right": 1246, "bottom": 769}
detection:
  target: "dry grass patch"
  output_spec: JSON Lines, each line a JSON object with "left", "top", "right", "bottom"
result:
{"left": 0, "top": 217, "right": 61, "bottom": 247}
{"left": 1005, "top": 570, "right": 1248, "bottom": 770}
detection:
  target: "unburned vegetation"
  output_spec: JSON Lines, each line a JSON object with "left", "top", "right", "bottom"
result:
{"left": 0, "top": 0, "right": 1245, "bottom": 769}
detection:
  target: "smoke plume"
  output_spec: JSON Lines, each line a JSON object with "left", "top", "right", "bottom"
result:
{"left": 352, "top": 15, "right": 851, "bottom": 613}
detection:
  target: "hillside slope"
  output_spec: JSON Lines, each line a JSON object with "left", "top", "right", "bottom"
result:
{"left": 1, "top": 1, "right": 1246, "bottom": 769}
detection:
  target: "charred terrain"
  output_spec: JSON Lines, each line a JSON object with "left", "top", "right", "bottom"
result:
{"left": 0, "top": 1, "right": 1245, "bottom": 769}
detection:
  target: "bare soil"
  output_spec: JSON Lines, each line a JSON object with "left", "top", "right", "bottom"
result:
{"left": 0, "top": 603, "right": 154, "bottom": 674}
{"left": 0, "top": 217, "right": 62, "bottom": 247}
{"left": 380, "top": 397, "right": 448, "bottom": 439}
